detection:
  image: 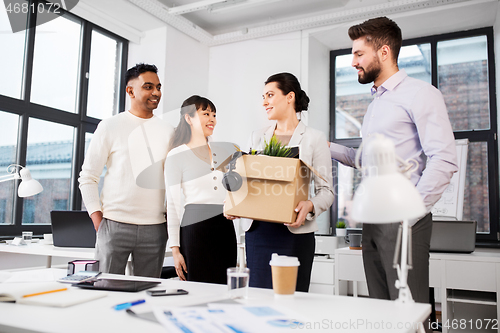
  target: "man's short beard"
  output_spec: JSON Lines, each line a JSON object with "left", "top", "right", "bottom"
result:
{"left": 357, "top": 57, "right": 381, "bottom": 84}
{"left": 358, "top": 68, "right": 379, "bottom": 84}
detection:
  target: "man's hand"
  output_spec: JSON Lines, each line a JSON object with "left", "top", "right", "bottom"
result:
{"left": 171, "top": 246, "right": 188, "bottom": 281}
{"left": 90, "top": 211, "right": 103, "bottom": 232}
{"left": 285, "top": 200, "right": 314, "bottom": 228}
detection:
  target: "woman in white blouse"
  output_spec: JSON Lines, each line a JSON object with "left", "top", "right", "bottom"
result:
{"left": 237, "top": 73, "right": 334, "bottom": 291}
{"left": 165, "top": 95, "right": 237, "bottom": 283}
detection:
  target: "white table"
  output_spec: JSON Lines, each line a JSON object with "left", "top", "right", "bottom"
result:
{"left": 0, "top": 271, "right": 430, "bottom": 333}
{"left": 335, "top": 247, "right": 500, "bottom": 333}
{"left": 0, "top": 242, "right": 173, "bottom": 273}
{"left": 0, "top": 242, "right": 95, "bottom": 268}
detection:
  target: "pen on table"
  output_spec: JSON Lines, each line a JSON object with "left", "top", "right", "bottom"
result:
{"left": 114, "top": 299, "right": 146, "bottom": 311}
{"left": 22, "top": 288, "right": 68, "bottom": 298}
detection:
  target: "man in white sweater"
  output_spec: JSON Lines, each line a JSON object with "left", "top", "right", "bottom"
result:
{"left": 78, "top": 63, "right": 174, "bottom": 277}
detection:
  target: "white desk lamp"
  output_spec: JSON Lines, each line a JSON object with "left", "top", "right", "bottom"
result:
{"left": 0, "top": 164, "right": 43, "bottom": 197}
{"left": 352, "top": 134, "right": 426, "bottom": 303}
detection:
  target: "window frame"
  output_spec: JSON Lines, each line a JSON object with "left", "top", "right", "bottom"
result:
{"left": 329, "top": 27, "right": 499, "bottom": 245}
{"left": 0, "top": 0, "right": 128, "bottom": 238}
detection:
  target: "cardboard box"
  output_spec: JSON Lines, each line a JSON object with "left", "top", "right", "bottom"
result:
{"left": 223, "top": 154, "right": 313, "bottom": 224}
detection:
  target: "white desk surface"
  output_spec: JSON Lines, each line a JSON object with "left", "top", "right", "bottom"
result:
{"left": 335, "top": 246, "right": 500, "bottom": 262}
{"left": 0, "top": 271, "right": 431, "bottom": 333}
{"left": 0, "top": 242, "right": 173, "bottom": 260}
{"left": 0, "top": 242, "right": 95, "bottom": 259}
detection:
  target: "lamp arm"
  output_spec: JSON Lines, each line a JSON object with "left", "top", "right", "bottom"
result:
{"left": 0, "top": 164, "right": 26, "bottom": 183}
{"left": 396, "top": 156, "right": 419, "bottom": 177}
{"left": 0, "top": 173, "right": 20, "bottom": 183}
{"left": 395, "top": 218, "right": 414, "bottom": 303}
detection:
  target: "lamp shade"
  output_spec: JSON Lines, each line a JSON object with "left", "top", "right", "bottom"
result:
{"left": 352, "top": 134, "right": 426, "bottom": 223}
{"left": 17, "top": 168, "right": 43, "bottom": 197}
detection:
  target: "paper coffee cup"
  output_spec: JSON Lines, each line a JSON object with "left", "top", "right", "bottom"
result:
{"left": 269, "top": 253, "right": 300, "bottom": 295}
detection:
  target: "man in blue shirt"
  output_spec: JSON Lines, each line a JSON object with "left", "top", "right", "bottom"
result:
{"left": 329, "top": 17, "right": 458, "bottom": 304}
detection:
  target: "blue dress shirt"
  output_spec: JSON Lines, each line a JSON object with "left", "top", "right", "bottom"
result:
{"left": 330, "top": 69, "right": 458, "bottom": 220}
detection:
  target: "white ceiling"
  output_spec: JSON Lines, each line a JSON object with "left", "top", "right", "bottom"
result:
{"left": 77, "top": 0, "right": 498, "bottom": 47}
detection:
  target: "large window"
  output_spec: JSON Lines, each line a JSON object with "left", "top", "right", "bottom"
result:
{"left": 330, "top": 28, "right": 498, "bottom": 243}
{"left": 0, "top": 0, "right": 127, "bottom": 237}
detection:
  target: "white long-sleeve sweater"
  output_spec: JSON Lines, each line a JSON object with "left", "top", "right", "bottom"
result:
{"left": 165, "top": 144, "right": 227, "bottom": 247}
{"left": 79, "top": 111, "right": 174, "bottom": 224}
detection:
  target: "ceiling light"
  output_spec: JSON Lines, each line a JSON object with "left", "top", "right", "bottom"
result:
{"left": 208, "top": 0, "right": 284, "bottom": 13}
{"left": 168, "top": 0, "right": 229, "bottom": 15}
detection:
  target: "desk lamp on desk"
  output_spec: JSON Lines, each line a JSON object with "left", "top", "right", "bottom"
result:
{"left": 0, "top": 164, "right": 43, "bottom": 197}
{"left": 352, "top": 134, "right": 426, "bottom": 304}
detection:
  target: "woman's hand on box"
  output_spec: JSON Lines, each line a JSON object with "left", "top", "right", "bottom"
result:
{"left": 223, "top": 200, "right": 239, "bottom": 220}
{"left": 286, "top": 200, "right": 314, "bottom": 228}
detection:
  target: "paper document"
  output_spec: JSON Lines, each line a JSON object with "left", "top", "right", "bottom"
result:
{"left": 153, "top": 303, "right": 308, "bottom": 333}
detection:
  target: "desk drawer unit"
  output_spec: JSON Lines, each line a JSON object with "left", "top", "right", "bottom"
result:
{"left": 311, "top": 258, "right": 334, "bottom": 284}
{"left": 337, "top": 252, "right": 365, "bottom": 282}
{"left": 445, "top": 260, "right": 497, "bottom": 292}
{"left": 429, "top": 259, "right": 442, "bottom": 288}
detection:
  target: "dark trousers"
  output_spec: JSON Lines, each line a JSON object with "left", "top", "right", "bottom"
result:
{"left": 362, "top": 213, "right": 432, "bottom": 303}
{"left": 245, "top": 221, "right": 315, "bottom": 292}
{"left": 180, "top": 205, "right": 237, "bottom": 284}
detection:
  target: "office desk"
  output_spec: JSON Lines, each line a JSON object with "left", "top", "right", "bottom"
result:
{"left": 335, "top": 247, "right": 500, "bottom": 333}
{"left": 0, "top": 272, "right": 430, "bottom": 333}
{"left": 0, "top": 242, "right": 173, "bottom": 273}
{"left": 0, "top": 242, "right": 95, "bottom": 268}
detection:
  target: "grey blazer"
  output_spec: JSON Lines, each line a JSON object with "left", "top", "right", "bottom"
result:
{"left": 241, "top": 121, "right": 334, "bottom": 234}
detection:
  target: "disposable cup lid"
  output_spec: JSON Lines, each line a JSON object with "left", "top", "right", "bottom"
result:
{"left": 269, "top": 253, "right": 300, "bottom": 267}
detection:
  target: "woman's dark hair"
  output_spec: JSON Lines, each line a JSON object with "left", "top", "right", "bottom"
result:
{"left": 265, "top": 72, "right": 309, "bottom": 113}
{"left": 169, "top": 95, "right": 216, "bottom": 151}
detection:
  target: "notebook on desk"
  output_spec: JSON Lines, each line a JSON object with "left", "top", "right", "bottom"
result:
{"left": 430, "top": 220, "right": 477, "bottom": 253}
{"left": 50, "top": 211, "right": 96, "bottom": 248}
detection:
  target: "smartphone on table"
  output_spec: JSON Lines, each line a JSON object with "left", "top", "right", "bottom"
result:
{"left": 146, "top": 289, "right": 189, "bottom": 296}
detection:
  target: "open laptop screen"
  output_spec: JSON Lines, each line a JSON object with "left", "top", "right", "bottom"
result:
{"left": 430, "top": 220, "right": 476, "bottom": 253}
{"left": 50, "top": 210, "right": 96, "bottom": 248}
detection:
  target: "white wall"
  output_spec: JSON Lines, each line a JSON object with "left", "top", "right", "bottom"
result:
{"left": 127, "top": 25, "right": 210, "bottom": 128}
{"left": 127, "top": 26, "right": 168, "bottom": 115}
{"left": 163, "top": 26, "right": 210, "bottom": 124}
{"left": 208, "top": 32, "right": 303, "bottom": 148}
{"left": 306, "top": 35, "right": 331, "bottom": 139}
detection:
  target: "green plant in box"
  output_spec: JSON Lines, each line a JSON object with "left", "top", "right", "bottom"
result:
{"left": 263, "top": 135, "right": 291, "bottom": 157}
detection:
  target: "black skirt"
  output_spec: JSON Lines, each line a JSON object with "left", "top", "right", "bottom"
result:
{"left": 179, "top": 204, "right": 237, "bottom": 284}
{"left": 245, "top": 220, "right": 315, "bottom": 292}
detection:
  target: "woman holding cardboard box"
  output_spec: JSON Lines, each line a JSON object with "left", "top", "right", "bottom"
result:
{"left": 165, "top": 95, "right": 237, "bottom": 284}
{"left": 231, "top": 73, "right": 334, "bottom": 291}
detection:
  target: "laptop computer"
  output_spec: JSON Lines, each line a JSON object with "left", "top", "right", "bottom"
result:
{"left": 430, "top": 220, "right": 476, "bottom": 253}
{"left": 50, "top": 211, "right": 96, "bottom": 248}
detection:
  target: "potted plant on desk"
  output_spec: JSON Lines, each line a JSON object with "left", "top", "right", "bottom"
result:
{"left": 336, "top": 221, "right": 347, "bottom": 237}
